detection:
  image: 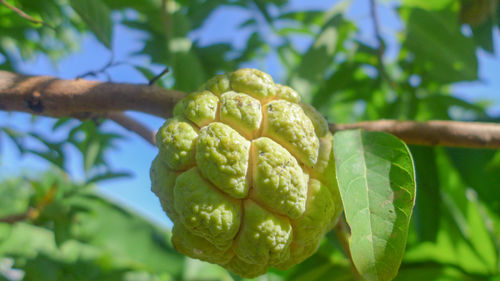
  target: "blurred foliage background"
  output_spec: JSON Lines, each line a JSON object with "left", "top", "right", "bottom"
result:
{"left": 0, "top": 0, "right": 500, "bottom": 280}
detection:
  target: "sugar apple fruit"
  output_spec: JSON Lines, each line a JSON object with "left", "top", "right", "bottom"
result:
{"left": 150, "top": 68, "right": 343, "bottom": 278}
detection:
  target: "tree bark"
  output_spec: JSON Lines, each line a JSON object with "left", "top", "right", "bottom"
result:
{"left": 2, "top": 70, "right": 500, "bottom": 149}
{"left": 0, "top": 70, "right": 185, "bottom": 119}
{"left": 331, "top": 121, "right": 500, "bottom": 149}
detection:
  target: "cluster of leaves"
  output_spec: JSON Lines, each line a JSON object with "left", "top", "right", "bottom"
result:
{"left": 0, "top": 170, "right": 228, "bottom": 281}
{"left": 1, "top": 0, "right": 500, "bottom": 280}
{"left": 1, "top": 117, "right": 130, "bottom": 185}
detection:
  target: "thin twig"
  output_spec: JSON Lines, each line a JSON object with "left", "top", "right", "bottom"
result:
{"left": 369, "top": 0, "right": 396, "bottom": 89}
{"left": 76, "top": 56, "right": 127, "bottom": 80}
{"left": 0, "top": 208, "right": 34, "bottom": 224}
{"left": 105, "top": 112, "right": 156, "bottom": 145}
{"left": 0, "top": 184, "right": 56, "bottom": 224}
{"left": 148, "top": 67, "right": 170, "bottom": 86}
{"left": 0, "top": 0, "right": 54, "bottom": 29}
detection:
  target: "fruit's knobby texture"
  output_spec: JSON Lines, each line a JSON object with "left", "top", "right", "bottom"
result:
{"left": 150, "top": 69, "right": 343, "bottom": 278}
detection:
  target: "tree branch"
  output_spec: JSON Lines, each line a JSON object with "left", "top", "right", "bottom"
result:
{"left": 331, "top": 120, "right": 500, "bottom": 149}
{"left": 0, "top": 70, "right": 185, "bottom": 119}
{"left": 105, "top": 112, "right": 156, "bottom": 145}
{"left": 0, "top": 208, "right": 33, "bottom": 224}
{"left": 2, "top": 70, "right": 500, "bottom": 149}
{"left": 0, "top": 0, "right": 54, "bottom": 29}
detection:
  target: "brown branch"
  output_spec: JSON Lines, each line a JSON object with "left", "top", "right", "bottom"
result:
{"left": 2, "top": 71, "right": 500, "bottom": 149}
{"left": 331, "top": 120, "right": 500, "bottom": 149}
{"left": 0, "top": 184, "right": 55, "bottom": 224}
{"left": 0, "top": 210, "right": 30, "bottom": 224}
{"left": 1, "top": 0, "right": 53, "bottom": 29}
{"left": 0, "top": 70, "right": 185, "bottom": 119}
{"left": 105, "top": 112, "right": 156, "bottom": 145}
{"left": 0, "top": 207, "right": 38, "bottom": 224}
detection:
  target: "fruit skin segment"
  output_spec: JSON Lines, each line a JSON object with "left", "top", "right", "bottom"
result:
{"left": 250, "top": 137, "right": 308, "bottom": 219}
{"left": 150, "top": 68, "right": 343, "bottom": 278}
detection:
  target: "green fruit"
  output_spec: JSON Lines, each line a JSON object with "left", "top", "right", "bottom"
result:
{"left": 150, "top": 68, "right": 343, "bottom": 278}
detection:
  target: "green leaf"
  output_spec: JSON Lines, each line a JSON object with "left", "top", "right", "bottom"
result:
{"left": 288, "top": 0, "right": 355, "bottom": 101}
{"left": 402, "top": 0, "right": 456, "bottom": 10}
{"left": 409, "top": 146, "right": 441, "bottom": 242}
{"left": 69, "top": 0, "right": 113, "bottom": 49}
{"left": 471, "top": 19, "right": 495, "bottom": 54}
{"left": 416, "top": 94, "right": 488, "bottom": 120}
{"left": 334, "top": 130, "right": 416, "bottom": 281}
{"left": 404, "top": 148, "right": 498, "bottom": 274}
{"left": 84, "top": 137, "right": 100, "bottom": 172}
{"left": 134, "top": 66, "right": 157, "bottom": 82}
{"left": 67, "top": 193, "right": 185, "bottom": 277}
{"left": 394, "top": 264, "right": 489, "bottom": 281}
{"left": 0, "top": 177, "right": 32, "bottom": 217}
{"left": 278, "top": 10, "right": 325, "bottom": 26}
{"left": 446, "top": 148, "right": 500, "bottom": 215}
{"left": 182, "top": 258, "right": 232, "bottom": 281}
{"left": 1, "top": 127, "right": 25, "bottom": 153}
{"left": 171, "top": 51, "right": 206, "bottom": 92}
{"left": 52, "top": 117, "right": 73, "bottom": 131}
{"left": 401, "top": 8, "right": 478, "bottom": 84}
{"left": 86, "top": 171, "right": 132, "bottom": 184}
{"left": 54, "top": 215, "right": 72, "bottom": 246}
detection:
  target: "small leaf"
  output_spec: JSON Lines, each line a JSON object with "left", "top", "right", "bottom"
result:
{"left": 134, "top": 66, "right": 156, "bottom": 82}
{"left": 86, "top": 171, "right": 132, "bottom": 184}
{"left": 1, "top": 127, "right": 26, "bottom": 153}
{"left": 52, "top": 117, "right": 72, "bottom": 131}
{"left": 278, "top": 10, "right": 324, "bottom": 26}
{"left": 69, "top": 0, "right": 113, "bottom": 49}
{"left": 334, "top": 130, "right": 416, "bottom": 281}
{"left": 84, "top": 138, "right": 100, "bottom": 172}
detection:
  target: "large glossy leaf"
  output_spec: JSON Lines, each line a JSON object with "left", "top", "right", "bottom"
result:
{"left": 69, "top": 0, "right": 113, "bottom": 49}
{"left": 334, "top": 130, "right": 416, "bottom": 281}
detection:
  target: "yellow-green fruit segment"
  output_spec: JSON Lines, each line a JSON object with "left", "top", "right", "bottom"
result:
{"left": 150, "top": 68, "right": 342, "bottom": 278}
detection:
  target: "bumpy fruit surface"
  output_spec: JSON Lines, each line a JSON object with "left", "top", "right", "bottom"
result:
{"left": 150, "top": 69, "right": 343, "bottom": 278}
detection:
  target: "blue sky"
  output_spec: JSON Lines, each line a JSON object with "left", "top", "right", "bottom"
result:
{"left": 1, "top": 0, "right": 499, "bottom": 228}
